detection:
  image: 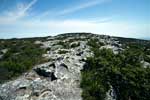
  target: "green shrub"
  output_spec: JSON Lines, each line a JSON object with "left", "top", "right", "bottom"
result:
{"left": 81, "top": 39, "right": 150, "bottom": 100}
{"left": 0, "top": 39, "right": 46, "bottom": 83}
{"left": 57, "top": 41, "right": 70, "bottom": 49}
{"left": 87, "top": 38, "right": 104, "bottom": 48}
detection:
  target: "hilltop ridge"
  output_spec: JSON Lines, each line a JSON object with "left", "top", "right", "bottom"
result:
{"left": 0, "top": 33, "right": 150, "bottom": 100}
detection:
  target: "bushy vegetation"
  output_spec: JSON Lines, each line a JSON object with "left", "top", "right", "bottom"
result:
{"left": 56, "top": 41, "right": 70, "bottom": 49}
{"left": 56, "top": 41, "right": 80, "bottom": 49}
{"left": 87, "top": 38, "right": 104, "bottom": 48}
{"left": 0, "top": 39, "right": 46, "bottom": 83}
{"left": 81, "top": 39, "right": 150, "bottom": 100}
{"left": 56, "top": 32, "right": 92, "bottom": 39}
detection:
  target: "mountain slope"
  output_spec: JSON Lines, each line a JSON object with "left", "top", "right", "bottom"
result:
{"left": 0, "top": 33, "right": 150, "bottom": 100}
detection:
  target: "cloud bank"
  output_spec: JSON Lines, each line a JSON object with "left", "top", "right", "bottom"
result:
{"left": 0, "top": 0, "right": 149, "bottom": 39}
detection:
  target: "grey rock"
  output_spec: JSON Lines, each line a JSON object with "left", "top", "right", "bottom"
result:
{"left": 105, "top": 86, "right": 116, "bottom": 100}
{"left": 0, "top": 34, "right": 123, "bottom": 100}
{"left": 0, "top": 55, "right": 3, "bottom": 59}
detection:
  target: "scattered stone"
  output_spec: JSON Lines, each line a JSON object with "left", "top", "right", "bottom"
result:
{"left": 105, "top": 85, "right": 116, "bottom": 100}
{"left": 60, "top": 63, "right": 68, "bottom": 70}
{"left": 0, "top": 33, "right": 124, "bottom": 100}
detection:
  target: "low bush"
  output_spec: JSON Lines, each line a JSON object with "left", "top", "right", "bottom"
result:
{"left": 81, "top": 39, "right": 150, "bottom": 100}
{"left": 0, "top": 39, "right": 46, "bottom": 83}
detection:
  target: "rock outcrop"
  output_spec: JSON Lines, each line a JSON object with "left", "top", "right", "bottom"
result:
{"left": 0, "top": 33, "right": 124, "bottom": 100}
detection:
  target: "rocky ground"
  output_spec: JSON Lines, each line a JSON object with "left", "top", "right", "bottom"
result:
{"left": 0, "top": 33, "right": 93, "bottom": 100}
{"left": 0, "top": 33, "right": 149, "bottom": 100}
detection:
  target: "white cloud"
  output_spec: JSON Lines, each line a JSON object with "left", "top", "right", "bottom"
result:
{"left": 1, "top": 18, "right": 148, "bottom": 38}
{"left": 0, "top": 0, "right": 149, "bottom": 39}
{"left": 57, "top": 0, "right": 110, "bottom": 16}
{"left": 37, "top": 0, "right": 111, "bottom": 19}
{"left": 0, "top": 0, "right": 37, "bottom": 23}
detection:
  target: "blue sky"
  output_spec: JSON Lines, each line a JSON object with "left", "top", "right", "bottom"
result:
{"left": 0, "top": 0, "right": 149, "bottom": 39}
